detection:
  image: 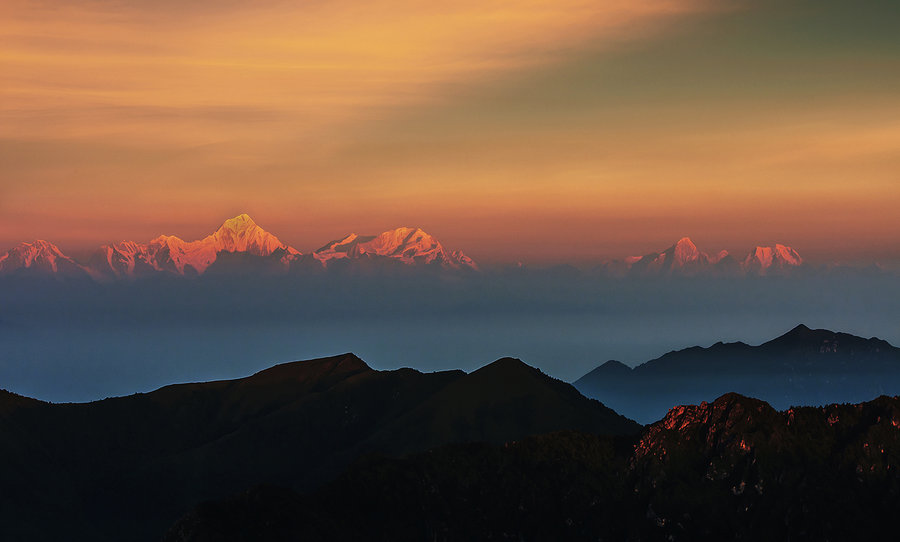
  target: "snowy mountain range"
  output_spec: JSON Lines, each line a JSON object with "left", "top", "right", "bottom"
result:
{"left": 604, "top": 237, "right": 804, "bottom": 276}
{"left": 0, "top": 214, "right": 477, "bottom": 279}
{"left": 85, "top": 214, "right": 301, "bottom": 278}
{"left": 1, "top": 216, "right": 808, "bottom": 279}
{"left": 313, "top": 226, "right": 477, "bottom": 270}
{"left": 0, "top": 240, "right": 86, "bottom": 277}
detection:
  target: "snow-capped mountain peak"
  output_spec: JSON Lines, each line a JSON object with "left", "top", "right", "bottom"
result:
{"left": 365, "top": 227, "right": 439, "bottom": 258}
{"left": 0, "top": 240, "right": 65, "bottom": 271}
{"left": 774, "top": 244, "right": 802, "bottom": 266}
{"left": 611, "top": 237, "right": 804, "bottom": 277}
{"left": 0, "top": 240, "right": 87, "bottom": 276}
{"left": 607, "top": 237, "right": 806, "bottom": 277}
{"left": 742, "top": 244, "right": 803, "bottom": 274}
{"left": 625, "top": 236, "right": 715, "bottom": 274}
{"left": 314, "top": 233, "right": 374, "bottom": 257}
{"left": 670, "top": 237, "right": 701, "bottom": 265}
{"left": 709, "top": 249, "right": 730, "bottom": 264}
{"left": 2, "top": 216, "right": 480, "bottom": 279}
{"left": 206, "top": 214, "right": 298, "bottom": 257}
{"left": 219, "top": 213, "right": 256, "bottom": 232}
{"left": 314, "top": 226, "right": 476, "bottom": 269}
{"left": 87, "top": 215, "right": 301, "bottom": 278}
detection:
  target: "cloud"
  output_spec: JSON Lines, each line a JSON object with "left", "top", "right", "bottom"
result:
{"left": 3, "top": 0, "right": 898, "bottom": 265}
{"left": 1, "top": 1, "right": 719, "bottom": 140}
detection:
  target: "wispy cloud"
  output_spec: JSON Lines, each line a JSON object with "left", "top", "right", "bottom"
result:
{"left": 2, "top": 0, "right": 718, "bottom": 136}
{"left": 1, "top": 0, "right": 722, "bottom": 248}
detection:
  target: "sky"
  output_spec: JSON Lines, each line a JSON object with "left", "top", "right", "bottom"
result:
{"left": 2, "top": 0, "right": 899, "bottom": 265}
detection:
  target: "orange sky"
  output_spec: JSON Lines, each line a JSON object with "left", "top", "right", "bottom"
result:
{"left": 2, "top": 0, "right": 899, "bottom": 264}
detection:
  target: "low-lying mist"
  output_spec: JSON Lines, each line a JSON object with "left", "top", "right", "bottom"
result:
{"left": 1, "top": 269, "right": 898, "bottom": 403}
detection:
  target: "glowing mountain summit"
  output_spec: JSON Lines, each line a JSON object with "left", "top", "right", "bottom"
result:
{"left": 601, "top": 237, "right": 805, "bottom": 277}
{"left": 208, "top": 214, "right": 296, "bottom": 256}
{"left": 90, "top": 214, "right": 301, "bottom": 277}
{"left": 742, "top": 244, "right": 803, "bottom": 274}
{"left": 0, "top": 240, "right": 87, "bottom": 276}
{"left": 61, "top": 216, "right": 476, "bottom": 278}
{"left": 626, "top": 237, "right": 729, "bottom": 275}
{"left": 314, "top": 226, "right": 477, "bottom": 270}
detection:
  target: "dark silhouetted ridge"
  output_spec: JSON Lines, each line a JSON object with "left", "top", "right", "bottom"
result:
{"left": 0, "top": 389, "right": 44, "bottom": 416}
{"left": 763, "top": 324, "right": 894, "bottom": 354}
{"left": 599, "top": 359, "right": 631, "bottom": 374}
{"left": 359, "top": 357, "right": 640, "bottom": 454}
{"left": 167, "top": 393, "right": 900, "bottom": 542}
{"left": 0, "top": 353, "right": 638, "bottom": 542}
{"left": 574, "top": 325, "right": 900, "bottom": 423}
{"left": 764, "top": 323, "right": 828, "bottom": 348}
{"left": 474, "top": 356, "right": 530, "bottom": 373}
{"left": 245, "top": 353, "right": 371, "bottom": 387}
{"left": 573, "top": 361, "right": 631, "bottom": 388}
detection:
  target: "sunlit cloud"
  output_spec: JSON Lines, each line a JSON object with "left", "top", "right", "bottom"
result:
{"left": 1, "top": 0, "right": 717, "bottom": 139}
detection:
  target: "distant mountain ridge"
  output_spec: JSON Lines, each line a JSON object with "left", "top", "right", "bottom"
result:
{"left": 0, "top": 239, "right": 88, "bottom": 277}
{"left": 87, "top": 214, "right": 300, "bottom": 278}
{"left": 0, "top": 214, "right": 477, "bottom": 279}
{"left": 313, "top": 226, "right": 477, "bottom": 270}
{"left": 574, "top": 324, "right": 900, "bottom": 423}
{"left": 604, "top": 236, "right": 804, "bottom": 276}
{"left": 0, "top": 223, "right": 819, "bottom": 280}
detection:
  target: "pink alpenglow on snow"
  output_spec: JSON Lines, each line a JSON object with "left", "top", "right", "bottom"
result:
{"left": 625, "top": 237, "right": 730, "bottom": 275}
{"left": 742, "top": 244, "right": 803, "bottom": 274}
{"left": 314, "top": 226, "right": 477, "bottom": 270}
{"left": 0, "top": 215, "right": 478, "bottom": 279}
{"left": 0, "top": 240, "right": 88, "bottom": 277}
{"left": 91, "top": 214, "right": 301, "bottom": 278}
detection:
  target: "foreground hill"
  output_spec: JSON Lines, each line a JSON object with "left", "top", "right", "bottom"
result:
{"left": 166, "top": 393, "right": 900, "bottom": 541}
{"left": 574, "top": 324, "right": 900, "bottom": 423}
{"left": 0, "top": 354, "right": 637, "bottom": 542}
